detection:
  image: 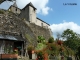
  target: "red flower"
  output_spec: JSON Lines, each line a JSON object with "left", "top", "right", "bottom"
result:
{"left": 57, "top": 40, "right": 63, "bottom": 45}
{"left": 14, "top": 48, "right": 18, "bottom": 51}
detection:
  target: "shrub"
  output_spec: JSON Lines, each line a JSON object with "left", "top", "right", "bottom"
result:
{"left": 57, "top": 40, "right": 63, "bottom": 46}
{"left": 38, "top": 36, "right": 45, "bottom": 43}
{"left": 48, "top": 37, "right": 54, "bottom": 43}
{"left": 37, "top": 51, "right": 44, "bottom": 60}
{"left": 59, "top": 47, "right": 64, "bottom": 51}
{"left": 27, "top": 45, "right": 34, "bottom": 51}
{"left": 47, "top": 43, "right": 59, "bottom": 55}
{"left": 0, "top": 10, "right": 4, "bottom": 14}
{"left": 48, "top": 44, "right": 56, "bottom": 51}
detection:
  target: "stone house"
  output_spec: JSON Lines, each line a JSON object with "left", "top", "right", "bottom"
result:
{"left": 8, "top": 2, "right": 53, "bottom": 37}
{"left": 9, "top": 2, "right": 50, "bottom": 29}
{"left": 8, "top": 2, "right": 21, "bottom": 14}
{"left": 0, "top": 12, "right": 38, "bottom": 59}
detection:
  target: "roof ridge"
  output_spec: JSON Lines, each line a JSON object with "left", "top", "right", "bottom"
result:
{"left": 22, "top": 2, "right": 37, "bottom": 10}
{"left": 13, "top": 1, "right": 17, "bottom": 7}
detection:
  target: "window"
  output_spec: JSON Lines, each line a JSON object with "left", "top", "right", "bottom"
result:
{"left": 16, "top": 8, "right": 17, "bottom": 11}
{"left": 41, "top": 23, "right": 43, "bottom": 27}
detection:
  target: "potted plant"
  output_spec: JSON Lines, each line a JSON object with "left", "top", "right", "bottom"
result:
{"left": 36, "top": 51, "right": 44, "bottom": 60}
{"left": 13, "top": 48, "right": 18, "bottom": 54}
{"left": 27, "top": 45, "right": 34, "bottom": 59}
{"left": 57, "top": 40, "right": 63, "bottom": 46}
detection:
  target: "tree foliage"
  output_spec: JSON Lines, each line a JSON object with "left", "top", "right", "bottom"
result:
{"left": 61, "top": 29, "right": 77, "bottom": 40}
{"left": 38, "top": 36, "right": 45, "bottom": 43}
{"left": 77, "top": 46, "right": 80, "bottom": 58}
{"left": 61, "top": 29, "right": 80, "bottom": 51}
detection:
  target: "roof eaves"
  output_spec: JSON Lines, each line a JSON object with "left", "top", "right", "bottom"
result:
{"left": 37, "top": 17, "right": 50, "bottom": 26}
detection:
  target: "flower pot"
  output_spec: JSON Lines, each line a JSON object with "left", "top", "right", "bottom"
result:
{"left": 44, "top": 53, "right": 48, "bottom": 60}
{"left": 28, "top": 50, "right": 32, "bottom": 59}
{"left": 2, "top": 54, "right": 18, "bottom": 59}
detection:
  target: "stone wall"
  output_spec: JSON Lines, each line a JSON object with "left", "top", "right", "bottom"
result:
{"left": 0, "top": 11, "right": 37, "bottom": 46}
{"left": 28, "top": 23, "right": 51, "bottom": 41}
{"left": 0, "top": 10, "right": 51, "bottom": 46}
{"left": 35, "top": 18, "right": 50, "bottom": 29}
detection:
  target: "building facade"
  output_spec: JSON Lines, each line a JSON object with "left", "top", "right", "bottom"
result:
{"left": 8, "top": 2, "right": 53, "bottom": 37}
{"left": 9, "top": 2, "right": 21, "bottom": 14}
{"left": 9, "top": 2, "right": 50, "bottom": 29}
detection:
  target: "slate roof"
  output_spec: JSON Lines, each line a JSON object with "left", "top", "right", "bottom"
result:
{"left": 37, "top": 17, "right": 50, "bottom": 26}
{"left": 22, "top": 2, "right": 37, "bottom": 10}
{"left": 8, "top": 1, "right": 21, "bottom": 10}
{"left": 0, "top": 34, "right": 25, "bottom": 41}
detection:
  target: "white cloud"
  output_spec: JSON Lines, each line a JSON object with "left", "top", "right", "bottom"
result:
{"left": 42, "top": 7, "right": 50, "bottom": 15}
{"left": 17, "top": 0, "right": 52, "bottom": 15}
{"left": 50, "top": 21, "right": 80, "bottom": 39}
{"left": 0, "top": 0, "right": 52, "bottom": 15}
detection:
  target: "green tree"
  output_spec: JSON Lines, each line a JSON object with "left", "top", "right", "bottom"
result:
{"left": 77, "top": 46, "right": 80, "bottom": 59}
{"left": 61, "top": 29, "right": 80, "bottom": 51}
{"left": 61, "top": 29, "right": 77, "bottom": 40}
{"left": 36, "top": 36, "right": 46, "bottom": 50}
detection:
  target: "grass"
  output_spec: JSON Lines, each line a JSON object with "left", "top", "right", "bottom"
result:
{"left": 0, "top": 10, "right": 5, "bottom": 14}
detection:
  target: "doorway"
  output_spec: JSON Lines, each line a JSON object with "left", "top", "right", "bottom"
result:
{"left": 14, "top": 41, "right": 24, "bottom": 56}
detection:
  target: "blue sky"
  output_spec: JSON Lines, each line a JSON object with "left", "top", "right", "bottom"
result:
{"left": 0, "top": 0, "right": 80, "bottom": 39}
{"left": 37, "top": 0, "right": 80, "bottom": 24}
